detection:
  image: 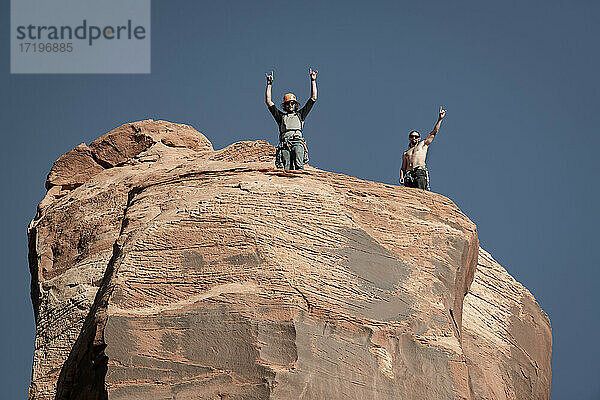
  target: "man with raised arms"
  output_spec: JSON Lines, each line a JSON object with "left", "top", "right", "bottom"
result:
{"left": 265, "top": 68, "right": 318, "bottom": 170}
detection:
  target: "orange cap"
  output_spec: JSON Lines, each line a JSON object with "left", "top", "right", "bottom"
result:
{"left": 283, "top": 93, "right": 298, "bottom": 103}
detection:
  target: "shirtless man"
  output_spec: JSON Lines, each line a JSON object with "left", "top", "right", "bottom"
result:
{"left": 399, "top": 106, "right": 447, "bottom": 190}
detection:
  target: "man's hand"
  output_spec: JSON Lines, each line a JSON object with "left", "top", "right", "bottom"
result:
{"left": 399, "top": 177, "right": 404, "bottom": 185}
{"left": 438, "top": 106, "right": 446, "bottom": 120}
{"left": 265, "top": 72, "right": 274, "bottom": 107}
{"left": 309, "top": 68, "right": 318, "bottom": 100}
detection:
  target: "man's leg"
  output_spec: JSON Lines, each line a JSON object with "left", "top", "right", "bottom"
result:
{"left": 280, "top": 147, "right": 291, "bottom": 170}
{"left": 414, "top": 169, "right": 429, "bottom": 190}
{"left": 291, "top": 142, "right": 305, "bottom": 170}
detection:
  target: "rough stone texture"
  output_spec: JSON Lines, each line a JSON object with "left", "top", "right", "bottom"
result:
{"left": 462, "top": 250, "right": 552, "bottom": 399}
{"left": 28, "top": 119, "right": 551, "bottom": 400}
{"left": 45, "top": 143, "right": 105, "bottom": 190}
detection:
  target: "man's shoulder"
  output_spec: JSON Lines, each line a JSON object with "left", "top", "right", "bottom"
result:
{"left": 269, "top": 104, "right": 283, "bottom": 116}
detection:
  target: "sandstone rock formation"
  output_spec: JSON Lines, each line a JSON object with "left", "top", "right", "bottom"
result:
{"left": 28, "top": 120, "right": 551, "bottom": 399}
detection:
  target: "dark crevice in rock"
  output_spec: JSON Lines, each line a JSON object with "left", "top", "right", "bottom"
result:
{"left": 130, "top": 123, "right": 142, "bottom": 134}
{"left": 449, "top": 308, "right": 461, "bottom": 340}
{"left": 160, "top": 138, "right": 187, "bottom": 148}
{"left": 54, "top": 187, "right": 139, "bottom": 400}
{"left": 89, "top": 150, "right": 112, "bottom": 170}
{"left": 43, "top": 182, "right": 83, "bottom": 193}
{"left": 453, "top": 230, "right": 479, "bottom": 343}
{"left": 291, "top": 285, "right": 313, "bottom": 313}
{"left": 60, "top": 183, "right": 83, "bottom": 191}
{"left": 28, "top": 223, "right": 41, "bottom": 325}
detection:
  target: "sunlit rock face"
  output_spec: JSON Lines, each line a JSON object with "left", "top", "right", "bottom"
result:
{"left": 28, "top": 120, "right": 551, "bottom": 400}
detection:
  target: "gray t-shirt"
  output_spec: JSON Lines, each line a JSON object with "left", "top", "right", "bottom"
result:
{"left": 268, "top": 98, "right": 315, "bottom": 141}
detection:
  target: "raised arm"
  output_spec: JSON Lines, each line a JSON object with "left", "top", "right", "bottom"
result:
{"left": 309, "top": 68, "right": 318, "bottom": 101}
{"left": 424, "top": 106, "right": 446, "bottom": 145}
{"left": 265, "top": 71, "right": 274, "bottom": 107}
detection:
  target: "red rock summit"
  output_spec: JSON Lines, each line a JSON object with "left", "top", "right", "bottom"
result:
{"left": 28, "top": 120, "right": 551, "bottom": 399}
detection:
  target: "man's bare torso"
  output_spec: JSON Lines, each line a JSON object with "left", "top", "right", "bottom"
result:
{"left": 403, "top": 141, "right": 429, "bottom": 170}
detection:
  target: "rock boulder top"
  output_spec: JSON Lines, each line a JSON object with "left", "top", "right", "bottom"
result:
{"left": 28, "top": 120, "right": 551, "bottom": 400}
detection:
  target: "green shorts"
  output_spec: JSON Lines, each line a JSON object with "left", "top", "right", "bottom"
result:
{"left": 405, "top": 166, "right": 430, "bottom": 190}
{"left": 275, "top": 138, "right": 309, "bottom": 170}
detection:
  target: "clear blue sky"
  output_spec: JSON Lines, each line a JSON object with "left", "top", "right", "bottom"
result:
{"left": 1, "top": 1, "right": 598, "bottom": 398}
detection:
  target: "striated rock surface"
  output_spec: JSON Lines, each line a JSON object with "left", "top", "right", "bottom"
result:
{"left": 28, "top": 119, "right": 551, "bottom": 399}
{"left": 462, "top": 250, "right": 552, "bottom": 399}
